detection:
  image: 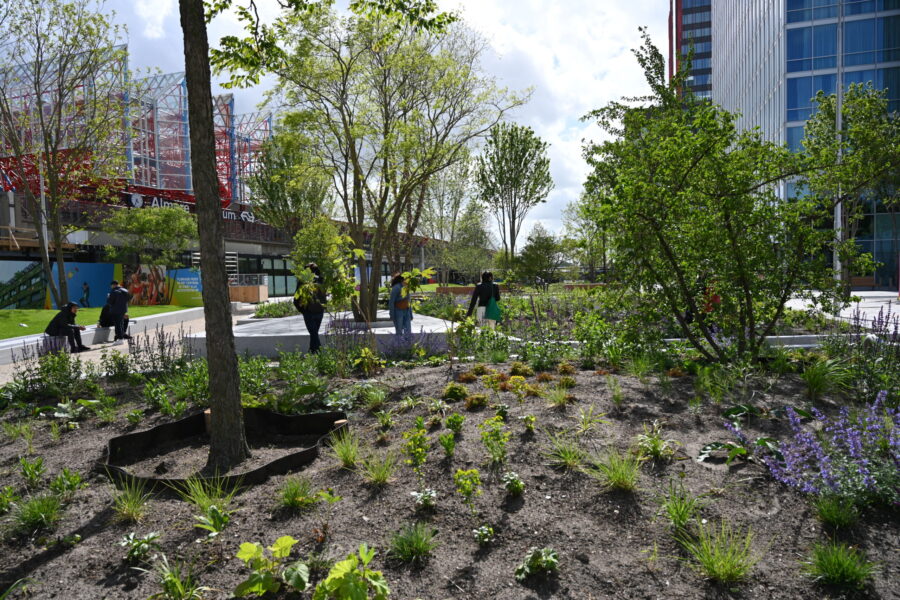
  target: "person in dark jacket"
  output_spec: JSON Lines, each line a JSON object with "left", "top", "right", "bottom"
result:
{"left": 388, "top": 273, "right": 412, "bottom": 337}
{"left": 294, "top": 263, "right": 327, "bottom": 353}
{"left": 45, "top": 302, "right": 90, "bottom": 352}
{"left": 98, "top": 304, "right": 130, "bottom": 335}
{"left": 106, "top": 280, "right": 132, "bottom": 344}
{"left": 466, "top": 271, "right": 500, "bottom": 328}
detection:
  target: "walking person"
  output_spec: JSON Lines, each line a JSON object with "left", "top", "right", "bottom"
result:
{"left": 388, "top": 273, "right": 412, "bottom": 337}
{"left": 106, "top": 280, "right": 132, "bottom": 345}
{"left": 466, "top": 271, "right": 501, "bottom": 328}
{"left": 79, "top": 282, "right": 90, "bottom": 308}
{"left": 294, "top": 262, "right": 327, "bottom": 354}
{"left": 45, "top": 302, "right": 90, "bottom": 353}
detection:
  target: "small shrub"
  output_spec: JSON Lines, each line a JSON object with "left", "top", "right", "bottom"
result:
{"left": 397, "top": 395, "right": 422, "bottom": 413}
{"left": 800, "top": 358, "right": 851, "bottom": 401}
{"left": 12, "top": 494, "right": 62, "bottom": 535}
{"left": 19, "top": 456, "right": 45, "bottom": 489}
{"left": 509, "top": 361, "right": 534, "bottom": 377}
{"left": 813, "top": 495, "right": 858, "bottom": 529}
{"left": 479, "top": 416, "right": 510, "bottom": 465}
{"left": 515, "top": 547, "right": 559, "bottom": 581}
{"left": 278, "top": 476, "right": 321, "bottom": 512}
{"left": 411, "top": 488, "right": 437, "bottom": 510}
{"left": 328, "top": 429, "right": 361, "bottom": 470}
{"left": 233, "top": 535, "right": 309, "bottom": 597}
{"left": 535, "top": 372, "right": 555, "bottom": 383}
{"left": 0, "top": 486, "right": 19, "bottom": 514}
{"left": 586, "top": 449, "right": 643, "bottom": 491}
{"left": 473, "top": 524, "right": 495, "bottom": 546}
{"left": 49, "top": 468, "right": 86, "bottom": 501}
{"left": 657, "top": 480, "right": 705, "bottom": 531}
{"left": 464, "top": 393, "right": 488, "bottom": 411}
{"left": 493, "top": 403, "right": 510, "bottom": 420}
{"left": 456, "top": 371, "right": 477, "bottom": 384}
{"left": 442, "top": 382, "right": 469, "bottom": 402}
{"left": 502, "top": 471, "right": 525, "bottom": 496}
{"left": 522, "top": 414, "right": 536, "bottom": 433}
{"left": 174, "top": 474, "right": 238, "bottom": 513}
{"left": 145, "top": 554, "right": 208, "bottom": 600}
{"left": 454, "top": 469, "right": 482, "bottom": 516}
{"left": 542, "top": 431, "right": 586, "bottom": 471}
{"left": 402, "top": 426, "right": 430, "bottom": 481}
{"left": 557, "top": 375, "right": 577, "bottom": 389}
{"left": 388, "top": 522, "right": 438, "bottom": 565}
{"left": 193, "top": 504, "right": 231, "bottom": 538}
{"left": 636, "top": 420, "right": 679, "bottom": 461}
{"left": 358, "top": 452, "right": 398, "bottom": 487}
{"left": 677, "top": 520, "right": 759, "bottom": 583}
{"left": 126, "top": 409, "right": 144, "bottom": 426}
{"left": 374, "top": 410, "right": 394, "bottom": 430}
{"left": 445, "top": 412, "right": 465, "bottom": 435}
{"left": 120, "top": 531, "right": 161, "bottom": 563}
{"left": 545, "top": 387, "right": 574, "bottom": 409}
{"left": 557, "top": 361, "right": 576, "bottom": 375}
{"left": 470, "top": 363, "right": 490, "bottom": 376}
{"left": 803, "top": 541, "right": 877, "bottom": 589}
{"left": 438, "top": 432, "right": 456, "bottom": 458}
{"left": 114, "top": 478, "right": 152, "bottom": 523}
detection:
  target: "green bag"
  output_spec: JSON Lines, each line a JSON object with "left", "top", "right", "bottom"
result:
{"left": 485, "top": 296, "right": 502, "bottom": 322}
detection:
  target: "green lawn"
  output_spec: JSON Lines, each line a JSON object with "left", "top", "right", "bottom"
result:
{"left": 0, "top": 305, "right": 190, "bottom": 340}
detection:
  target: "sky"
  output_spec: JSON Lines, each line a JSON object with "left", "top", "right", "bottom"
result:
{"left": 111, "top": 0, "right": 669, "bottom": 238}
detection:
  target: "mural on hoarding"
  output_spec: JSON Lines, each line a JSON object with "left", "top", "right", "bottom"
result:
{"left": 0, "top": 260, "right": 204, "bottom": 310}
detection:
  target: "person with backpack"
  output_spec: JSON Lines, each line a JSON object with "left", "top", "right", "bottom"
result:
{"left": 293, "top": 263, "right": 327, "bottom": 353}
{"left": 45, "top": 302, "right": 90, "bottom": 353}
{"left": 106, "top": 280, "right": 132, "bottom": 345}
{"left": 466, "top": 271, "right": 501, "bottom": 328}
{"left": 388, "top": 272, "right": 412, "bottom": 337}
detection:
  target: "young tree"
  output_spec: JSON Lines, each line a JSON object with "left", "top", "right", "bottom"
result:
{"left": 291, "top": 215, "right": 362, "bottom": 310}
{"left": 562, "top": 190, "right": 609, "bottom": 282}
{"left": 248, "top": 132, "right": 332, "bottom": 239}
{"left": 801, "top": 83, "right": 900, "bottom": 295}
{"left": 582, "top": 30, "right": 845, "bottom": 363}
{"left": 100, "top": 206, "right": 197, "bottom": 268}
{"left": 0, "top": 0, "right": 128, "bottom": 307}
{"left": 442, "top": 200, "right": 494, "bottom": 283}
{"left": 476, "top": 122, "right": 553, "bottom": 264}
{"left": 516, "top": 223, "right": 564, "bottom": 288}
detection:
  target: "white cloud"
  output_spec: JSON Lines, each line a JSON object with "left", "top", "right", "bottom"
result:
{"left": 133, "top": 0, "right": 175, "bottom": 39}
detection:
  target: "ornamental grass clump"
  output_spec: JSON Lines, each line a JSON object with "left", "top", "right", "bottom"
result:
{"left": 803, "top": 541, "right": 877, "bottom": 590}
{"left": 677, "top": 519, "right": 760, "bottom": 583}
{"left": 760, "top": 392, "right": 899, "bottom": 507}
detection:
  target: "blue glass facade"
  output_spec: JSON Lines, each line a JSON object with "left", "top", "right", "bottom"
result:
{"left": 785, "top": 0, "right": 900, "bottom": 287}
{"left": 672, "top": 0, "right": 714, "bottom": 99}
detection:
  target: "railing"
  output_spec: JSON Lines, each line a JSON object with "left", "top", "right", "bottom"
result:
{"left": 228, "top": 273, "right": 268, "bottom": 287}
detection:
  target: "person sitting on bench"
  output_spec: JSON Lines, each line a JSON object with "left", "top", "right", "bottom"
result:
{"left": 99, "top": 304, "right": 130, "bottom": 337}
{"left": 45, "top": 302, "right": 90, "bottom": 353}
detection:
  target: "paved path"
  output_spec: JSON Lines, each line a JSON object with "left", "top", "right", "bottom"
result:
{"left": 786, "top": 291, "right": 899, "bottom": 327}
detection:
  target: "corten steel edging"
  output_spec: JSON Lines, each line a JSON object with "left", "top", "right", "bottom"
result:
{"left": 96, "top": 408, "right": 347, "bottom": 494}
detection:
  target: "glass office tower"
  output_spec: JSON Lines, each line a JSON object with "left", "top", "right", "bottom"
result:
{"left": 713, "top": 0, "right": 900, "bottom": 289}
{"left": 669, "top": 0, "right": 714, "bottom": 99}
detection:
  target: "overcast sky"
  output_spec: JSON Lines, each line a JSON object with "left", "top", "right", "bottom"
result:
{"left": 112, "top": 0, "right": 668, "bottom": 237}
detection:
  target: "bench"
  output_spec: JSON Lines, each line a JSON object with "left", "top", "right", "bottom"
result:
{"left": 39, "top": 335, "right": 70, "bottom": 356}
{"left": 850, "top": 276, "right": 877, "bottom": 290}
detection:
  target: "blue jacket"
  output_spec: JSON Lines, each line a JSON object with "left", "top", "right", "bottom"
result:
{"left": 106, "top": 286, "right": 131, "bottom": 315}
{"left": 388, "top": 283, "right": 412, "bottom": 322}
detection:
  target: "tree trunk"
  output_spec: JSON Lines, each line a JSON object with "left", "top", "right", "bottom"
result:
{"left": 179, "top": 0, "right": 249, "bottom": 472}
{"left": 49, "top": 207, "right": 69, "bottom": 305}
{"left": 23, "top": 192, "right": 61, "bottom": 307}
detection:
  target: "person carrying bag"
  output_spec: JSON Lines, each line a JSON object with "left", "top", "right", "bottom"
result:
{"left": 466, "top": 271, "right": 501, "bottom": 328}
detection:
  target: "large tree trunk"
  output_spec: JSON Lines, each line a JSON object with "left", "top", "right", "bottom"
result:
{"left": 179, "top": 0, "right": 249, "bottom": 472}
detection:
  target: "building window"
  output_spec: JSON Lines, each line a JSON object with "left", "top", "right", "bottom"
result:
{"left": 684, "top": 27, "right": 711, "bottom": 39}
{"left": 691, "top": 57, "right": 711, "bottom": 70}
{"left": 688, "top": 74, "right": 712, "bottom": 86}
{"left": 787, "top": 24, "right": 836, "bottom": 72}
{"left": 844, "top": 0, "right": 877, "bottom": 15}
{"left": 787, "top": 0, "right": 839, "bottom": 23}
{"left": 787, "top": 74, "right": 836, "bottom": 121}
{"left": 682, "top": 0, "right": 711, "bottom": 8}
{"left": 879, "top": 15, "right": 900, "bottom": 63}
{"left": 681, "top": 41, "right": 711, "bottom": 54}
{"left": 787, "top": 126, "right": 805, "bottom": 152}
{"left": 844, "top": 19, "right": 876, "bottom": 66}
{"left": 682, "top": 11, "right": 710, "bottom": 26}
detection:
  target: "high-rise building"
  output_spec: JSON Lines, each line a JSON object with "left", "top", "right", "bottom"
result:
{"left": 712, "top": 0, "right": 900, "bottom": 289}
{"left": 669, "top": 0, "right": 713, "bottom": 99}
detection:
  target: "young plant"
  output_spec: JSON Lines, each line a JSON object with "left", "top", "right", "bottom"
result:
{"left": 522, "top": 414, "right": 536, "bottom": 433}
{"left": 657, "top": 480, "right": 705, "bottom": 531}
{"left": 454, "top": 469, "right": 482, "bottom": 517}
{"left": 49, "top": 468, "right": 86, "bottom": 501}
{"left": 19, "top": 456, "right": 45, "bottom": 489}
{"left": 328, "top": 429, "right": 361, "bottom": 470}
{"left": 636, "top": 420, "right": 680, "bottom": 461}
{"left": 576, "top": 404, "right": 608, "bottom": 436}
{"left": 606, "top": 375, "right": 624, "bottom": 409}
{"left": 445, "top": 412, "right": 465, "bottom": 435}
{"left": 800, "top": 358, "right": 851, "bottom": 401}
{"left": 126, "top": 409, "right": 144, "bottom": 427}
{"left": 193, "top": 504, "right": 231, "bottom": 538}
{"left": 479, "top": 416, "right": 511, "bottom": 465}
{"left": 515, "top": 547, "right": 559, "bottom": 582}
{"left": 493, "top": 403, "right": 510, "bottom": 420}
{"left": 402, "top": 427, "right": 430, "bottom": 483}
{"left": 677, "top": 520, "right": 760, "bottom": 583}
{"left": 545, "top": 387, "right": 574, "bottom": 409}
{"left": 175, "top": 474, "right": 239, "bottom": 513}
{"left": 411, "top": 488, "right": 437, "bottom": 510}
{"left": 120, "top": 531, "right": 161, "bottom": 563}
{"left": 12, "top": 494, "right": 62, "bottom": 535}
{"left": 49, "top": 421, "right": 61, "bottom": 443}
{"left": 813, "top": 495, "right": 858, "bottom": 529}
{"left": 464, "top": 393, "right": 488, "bottom": 410}
{"left": 358, "top": 452, "right": 398, "bottom": 487}
{"left": 803, "top": 541, "right": 877, "bottom": 590}
{"left": 542, "top": 431, "right": 587, "bottom": 471}
{"left": 0, "top": 486, "right": 20, "bottom": 514}
{"left": 509, "top": 361, "right": 534, "bottom": 377}
{"left": 557, "top": 375, "right": 577, "bottom": 389}
{"left": 438, "top": 432, "right": 456, "bottom": 458}
{"left": 278, "top": 476, "right": 321, "bottom": 512}
{"left": 535, "top": 372, "right": 555, "bottom": 383}
{"left": 388, "top": 522, "right": 438, "bottom": 566}
{"left": 114, "top": 478, "right": 152, "bottom": 523}
{"left": 352, "top": 347, "right": 385, "bottom": 377}
{"left": 374, "top": 409, "right": 395, "bottom": 430}
{"left": 314, "top": 544, "right": 389, "bottom": 600}
{"left": 473, "top": 524, "right": 495, "bottom": 546}
{"left": 586, "top": 449, "right": 643, "bottom": 492}
{"left": 557, "top": 361, "right": 576, "bottom": 375}
{"left": 234, "top": 536, "right": 310, "bottom": 597}
{"left": 145, "top": 554, "right": 209, "bottom": 600}
{"left": 501, "top": 471, "right": 525, "bottom": 496}
{"left": 442, "top": 382, "right": 469, "bottom": 402}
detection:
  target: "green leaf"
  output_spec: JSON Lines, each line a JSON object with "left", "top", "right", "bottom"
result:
{"left": 282, "top": 561, "right": 310, "bottom": 591}
{"left": 269, "top": 535, "right": 298, "bottom": 559}
{"left": 358, "top": 543, "right": 375, "bottom": 566}
{"left": 236, "top": 542, "right": 264, "bottom": 565}
{"left": 234, "top": 571, "right": 280, "bottom": 597}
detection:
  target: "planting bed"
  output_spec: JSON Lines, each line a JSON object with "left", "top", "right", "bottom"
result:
{"left": 0, "top": 363, "right": 897, "bottom": 599}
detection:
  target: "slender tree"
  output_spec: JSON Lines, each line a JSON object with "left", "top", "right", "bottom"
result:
{"left": 476, "top": 122, "right": 553, "bottom": 264}
{"left": 100, "top": 206, "right": 197, "bottom": 268}
{"left": 517, "top": 223, "right": 563, "bottom": 288}
{"left": 179, "top": 0, "right": 249, "bottom": 471}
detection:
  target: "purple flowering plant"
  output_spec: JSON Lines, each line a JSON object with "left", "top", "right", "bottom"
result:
{"left": 755, "top": 391, "right": 900, "bottom": 507}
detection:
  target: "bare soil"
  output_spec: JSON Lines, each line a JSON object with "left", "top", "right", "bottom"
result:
{"left": 0, "top": 363, "right": 897, "bottom": 600}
